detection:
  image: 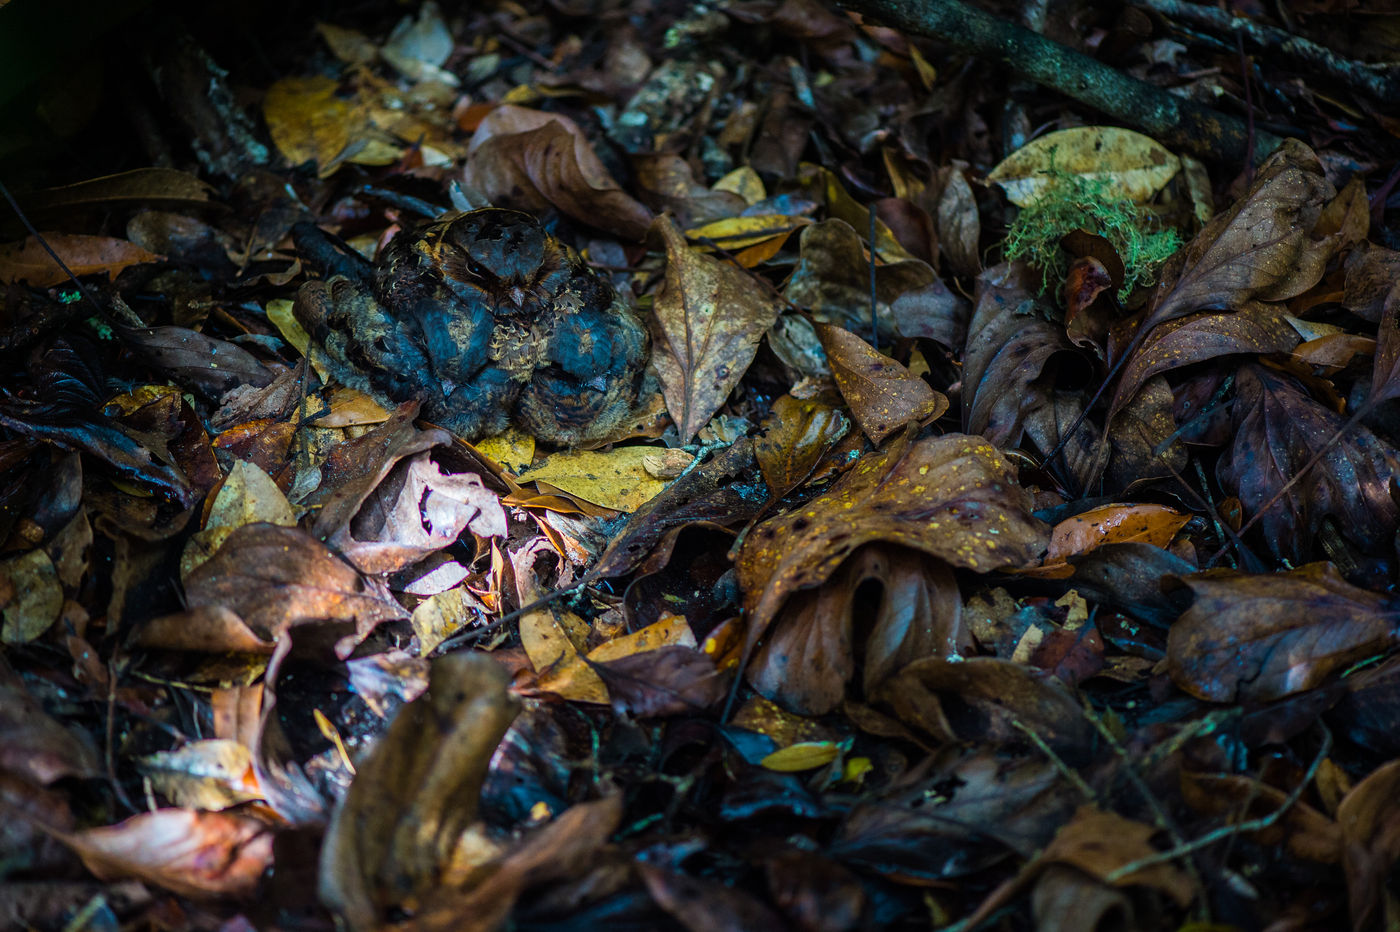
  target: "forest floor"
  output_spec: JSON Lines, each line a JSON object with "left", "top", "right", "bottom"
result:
{"left": 2, "top": 0, "right": 1400, "bottom": 929}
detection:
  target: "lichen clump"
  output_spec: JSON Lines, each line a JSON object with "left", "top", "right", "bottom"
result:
{"left": 1003, "top": 168, "right": 1181, "bottom": 302}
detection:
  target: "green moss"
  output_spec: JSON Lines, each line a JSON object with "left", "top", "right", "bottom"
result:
{"left": 1003, "top": 166, "right": 1181, "bottom": 303}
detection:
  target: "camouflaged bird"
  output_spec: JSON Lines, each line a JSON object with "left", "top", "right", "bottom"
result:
{"left": 293, "top": 208, "right": 649, "bottom": 445}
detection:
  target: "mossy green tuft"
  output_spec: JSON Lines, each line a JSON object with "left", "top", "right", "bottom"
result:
{"left": 1003, "top": 165, "right": 1181, "bottom": 303}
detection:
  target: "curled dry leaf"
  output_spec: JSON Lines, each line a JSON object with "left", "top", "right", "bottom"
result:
{"left": 320, "top": 653, "right": 521, "bottom": 931}
{"left": 0, "top": 660, "right": 100, "bottom": 784}
{"left": 1144, "top": 139, "right": 1335, "bottom": 328}
{"left": 749, "top": 545, "right": 969, "bottom": 715}
{"left": 816, "top": 323, "right": 948, "bottom": 445}
{"left": 738, "top": 432, "right": 1047, "bottom": 649}
{"left": 650, "top": 215, "right": 784, "bottom": 442}
{"left": 57, "top": 809, "right": 273, "bottom": 900}
{"left": 327, "top": 451, "right": 507, "bottom": 576}
{"left": 182, "top": 523, "right": 409, "bottom": 656}
{"left": 464, "top": 105, "right": 653, "bottom": 240}
{"left": 1166, "top": 562, "right": 1400, "bottom": 702}
{"left": 0, "top": 233, "right": 161, "bottom": 287}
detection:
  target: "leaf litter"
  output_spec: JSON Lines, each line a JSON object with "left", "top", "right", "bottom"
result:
{"left": 3, "top": 0, "right": 1400, "bottom": 930}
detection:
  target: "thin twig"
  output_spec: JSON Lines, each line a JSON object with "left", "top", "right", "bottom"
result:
{"left": 1010, "top": 717, "right": 1097, "bottom": 803}
{"left": 1103, "top": 724, "right": 1332, "bottom": 884}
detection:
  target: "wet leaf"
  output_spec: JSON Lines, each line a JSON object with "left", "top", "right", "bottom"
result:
{"left": 739, "top": 433, "right": 1047, "bottom": 648}
{"left": 754, "top": 395, "right": 850, "bottom": 500}
{"left": 319, "top": 653, "right": 520, "bottom": 931}
{"left": 0, "top": 233, "right": 161, "bottom": 287}
{"left": 650, "top": 215, "right": 784, "bottom": 441}
{"left": 1145, "top": 139, "right": 1335, "bottom": 327}
{"left": 1217, "top": 364, "right": 1400, "bottom": 561}
{"left": 816, "top": 323, "right": 948, "bottom": 444}
{"left": 987, "top": 126, "right": 1181, "bottom": 207}
{"left": 1109, "top": 302, "right": 1301, "bottom": 416}
{"left": 1166, "top": 562, "right": 1400, "bottom": 702}
{"left": 57, "top": 810, "right": 273, "bottom": 899}
{"left": 464, "top": 105, "right": 653, "bottom": 240}
{"left": 1021, "top": 503, "right": 1191, "bottom": 579}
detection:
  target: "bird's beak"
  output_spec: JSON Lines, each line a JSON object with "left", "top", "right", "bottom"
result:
{"left": 509, "top": 285, "right": 527, "bottom": 309}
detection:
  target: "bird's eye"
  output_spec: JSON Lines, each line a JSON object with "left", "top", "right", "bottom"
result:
{"left": 466, "top": 258, "right": 490, "bottom": 278}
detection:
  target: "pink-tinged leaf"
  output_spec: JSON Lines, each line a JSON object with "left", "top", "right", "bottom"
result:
{"left": 57, "top": 810, "right": 273, "bottom": 899}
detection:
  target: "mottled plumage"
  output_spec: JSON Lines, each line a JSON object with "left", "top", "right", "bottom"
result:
{"left": 293, "top": 208, "right": 647, "bottom": 444}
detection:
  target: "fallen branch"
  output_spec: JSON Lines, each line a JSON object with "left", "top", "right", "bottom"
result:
{"left": 838, "top": 0, "right": 1281, "bottom": 165}
{"left": 1140, "top": 0, "right": 1400, "bottom": 103}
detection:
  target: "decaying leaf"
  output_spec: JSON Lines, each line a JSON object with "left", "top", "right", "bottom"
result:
{"left": 650, "top": 215, "right": 784, "bottom": 441}
{"left": 1166, "top": 562, "right": 1400, "bottom": 702}
{"left": 1021, "top": 503, "right": 1191, "bottom": 579}
{"left": 517, "top": 446, "right": 670, "bottom": 513}
{"left": 816, "top": 323, "right": 948, "bottom": 444}
{"left": 739, "top": 432, "right": 1047, "bottom": 651}
{"left": 1144, "top": 139, "right": 1335, "bottom": 328}
{"left": 987, "top": 126, "right": 1181, "bottom": 207}
{"left": 754, "top": 395, "right": 849, "bottom": 500}
{"left": 1217, "top": 364, "right": 1400, "bottom": 561}
{"left": 56, "top": 810, "right": 273, "bottom": 899}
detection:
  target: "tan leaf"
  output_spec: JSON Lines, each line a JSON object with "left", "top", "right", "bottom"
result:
{"left": 650, "top": 215, "right": 784, "bottom": 441}
{"left": 754, "top": 395, "right": 850, "bottom": 499}
{"left": 517, "top": 446, "right": 670, "bottom": 512}
{"left": 816, "top": 323, "right": 948, "bottom": 444}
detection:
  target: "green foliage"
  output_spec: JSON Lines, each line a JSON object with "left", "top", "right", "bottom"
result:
{"left": 1003, "top": 167, "right": 1181, "bottom": 302}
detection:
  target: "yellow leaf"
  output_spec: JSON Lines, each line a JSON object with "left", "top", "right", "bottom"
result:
{"left": 516, "top": 446, "right": 669, "bottom": 512}
{"left": 987, "top": 126, "right": 1180, "bottom": 208}
{"left": 530, "top": 613, "right": 696, "bottom": 704}
{"left": 476, "top": 428, "right": 535, "bottom": 473}
{"left": 712, "top": 166, "right": 766, "bottom": 204}
{"left": 263, "top": 76, "right": 364, "bottom": 177}
{"left": 760, "top": 741, "right": 841, "bottom": 772}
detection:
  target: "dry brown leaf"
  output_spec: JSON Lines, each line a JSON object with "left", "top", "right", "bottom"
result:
{"left": 816, "top": 323, "right": 948, "bottom": 444}
{"left": 1021, "top": 503, "right": 1191, "bottom": 579}
{"left": 464, "top": 105, "right": 653, "bottom": 239}
{"left": 1041, "top": 806, "right": 1195, "bottom": 907}
{"left": 650, "top": 214, "right": 784, "bottom": 441}
{"left": 0, "top": 233, "right": 161, "bottom": 287}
